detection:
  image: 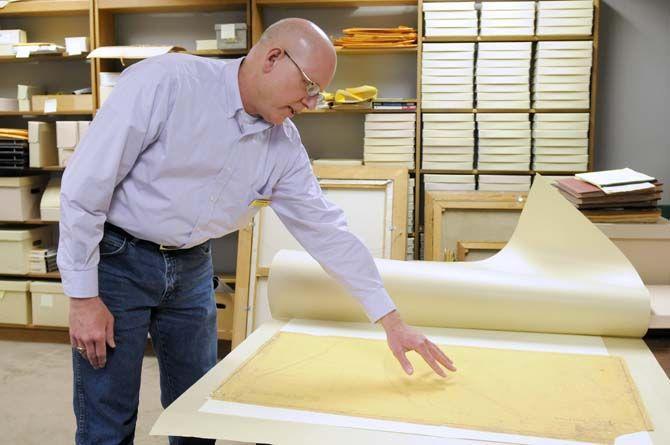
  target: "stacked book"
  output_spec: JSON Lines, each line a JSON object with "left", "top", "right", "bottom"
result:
{"left": 537, "top": 0, "right": 594, "bottom": 36}
{"left": 533, "top": 41, "right": 592, "bottom": 109}
{"left": 30, "top": 248, "right": 58, "bottom": 273}
{"left": 476, "top": 113, "right": 531, "bottom": 171}
{"left": 363, "top": 113, "right": 415, "bottom": 169}
{"left": 424, "top": 174, "right": 475, "bottom": 191}
{"left": 422, "top": 113, "right": 475, "bottom": 171}
{"left": 480, "top": 1, "right": 535, "bottom": 36}
{"left": 532, "top": 113, "right": 589, "bottom": 172}
{"left": 422, "top": 43, "right": 475, "bottom": 110}
{"left": 423, "top": 2, "right": 478, "bottom": 37}
{"left": 476, "top": 42, "right": 531, "bottom": 109}
{"left": 478, "top": 174, "right": 531, "bottom": 191}
{"left": 408, "top": 178, "right": 415, "bottom": 230}
{"left": 553, "top": 168, "right": 663, "bottom": 223}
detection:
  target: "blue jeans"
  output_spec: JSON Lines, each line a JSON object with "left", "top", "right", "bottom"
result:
{"left": 72, "top": 225, "right": 217, "bottom": 445}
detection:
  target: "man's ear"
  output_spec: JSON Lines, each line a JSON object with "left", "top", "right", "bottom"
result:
{"left": 263, "top": 48, "right": 283, "bottom": 74}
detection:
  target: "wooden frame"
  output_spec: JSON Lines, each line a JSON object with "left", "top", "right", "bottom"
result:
{"left": 455, "top": 241, "right": 506, "bottom": 262}
{"left": 424, "top": 191, "right": 526, "bottom": 261}
{"left": 232, "top": 165, "right": 407, "bottom": 347}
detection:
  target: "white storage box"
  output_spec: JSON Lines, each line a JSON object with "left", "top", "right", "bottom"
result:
{"left": 65, "top": 36, "right": 89, "bottom": 55}
{"left": 40, "top": 177, "right": 61, "bottom": 221}
{"left": 0, "top": 29, "right": 27, "bottom": 45}
{"left": 596, "top": 219, "right": 670, "bottom": 285}
{"left": 29, "top": 121, "right": 58, "bottom": 167}
{"left": 30, "top": 281, "right": 68, "bottom": 327}
{"left": 0, "top": 226, "right": 54, "bottom": 274}
{"left": 99, "top": 72, "right": 120, "bottom": 106}
{"left": 0, "top": 280, "right": 31, "bottom": 325}
{"left": 0, "top": 175, "right": 49, "bottom": 221}
{"left": 215, "top": 23, "right": 247, "bottom": 50}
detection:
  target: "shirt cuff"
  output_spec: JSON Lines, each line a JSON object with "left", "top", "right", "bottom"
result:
{"left": 357, "top": 287, "right": 397, "bottom": 323}
{"left": 60, "top": 268, "right": 99, "bottom": 298}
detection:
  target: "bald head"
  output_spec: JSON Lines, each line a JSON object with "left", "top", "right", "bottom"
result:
{"left": 238, "top": 18, "right": 337, "bottom": 125}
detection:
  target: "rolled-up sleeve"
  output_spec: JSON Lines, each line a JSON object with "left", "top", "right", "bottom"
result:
{"left": 57, "top": 61, "right": 175, "bottom": 298}
{"left": 270, "top": 147, "right": 397, "bottom": 322}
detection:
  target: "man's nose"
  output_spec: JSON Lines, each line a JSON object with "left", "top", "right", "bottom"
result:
{"left": 302, "top": 95, "right": 319, "bottom": 110}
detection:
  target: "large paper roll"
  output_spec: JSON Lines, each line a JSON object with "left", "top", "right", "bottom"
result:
{"left": 268, "top": 176, "right": 651, "bottom": 337}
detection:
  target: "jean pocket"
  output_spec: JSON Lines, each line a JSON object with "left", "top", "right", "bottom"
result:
{"left": 99, "top": 231, "right": 128, "bottom": 257}
{"left": 197, "top": 240, "right": 212, "bottom": 256}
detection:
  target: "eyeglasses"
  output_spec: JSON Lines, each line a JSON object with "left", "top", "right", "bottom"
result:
{"left": 284, "top": 50, "right": 322, "bottom": 98}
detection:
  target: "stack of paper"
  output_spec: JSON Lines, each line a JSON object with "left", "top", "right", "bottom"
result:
{"left": 555, "top": 169, "right": 663, "bottom": 223}
{"left": 407, "top": 177, "right": 415, "bottom": 230}
{"left": 478, "top": 174, "right": 531, "bottom": 191}
{"left": 422, "top": 113, "right": 475, "bottom": 170}
{"left": 533, "top": 41, "right": 592, "bottom": 109}
{"left": 0, "top": 29, "right": 26, "bottom": 56}
{"left": 424, "top": 174, "right": 475, "bottom": 191}
{"left": 30, "top": 248, "right": 58, "bottom": 273}
{"left": 480, "top": 1, "right": 535, "bottom": 36}
{"left": 333, "top": 27, "right": 417, "bottom": 48}
{"left": 477, "top": 113, "right": 531, "bottom": 171}
{"left": 423, "top": 2, "right": 478, "bottom": 37}
{"left": 476, "top": 42, "right": 531, "bottom": 109}
{"left": 363, "top": 113, "right": 415, "bottom": 168}
{"left": 406, "top": 236, "right": 415, "bottom": 261}
{"left": 532, "top": 112, "right": 589, "bottom": 172}
{"left": 537, "top": 0, "right": 594, "bottom": 36}
{"left": 422, "top": 43, "right": 475, "bottom": 109}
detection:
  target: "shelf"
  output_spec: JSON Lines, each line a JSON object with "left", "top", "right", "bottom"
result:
{"left": 0, "top": 220, "right": 57, "bottom": 225}
{"left": 0, "top": 53, "right": 89, "bottom": 64}
{"left": 421, "top": 109, "right": 590, "bottom": 114}
{"left": 336, "top": 46, "right": 417, "bottom": 55}
{"left": 0, "top": 272, "right": 61, "bottom": 279}
{"left": 184, "top": 49, "right": 248, "bottom": 58}
{"left": 420, "top": 169, "right": 584, "bottom": 175}
{"left": 0, "top": 0, "right": 89, "bottom": 16}
{"left": 0, "top": 110, "right": 93, "bottom": 116}
{"left": 301, "top": 107, "right": 417, "bottom": 114}
{"left": 423, "top": 35, "right": 593, "bottom": 43}
{"left": 97, "top": 0, "right": 246, "bottom": 13}
{"left": 25, "top": 166, "right": 65, "bottom": 172}
{"left": 256, "top": 0, "right": 416, "bottom": 6}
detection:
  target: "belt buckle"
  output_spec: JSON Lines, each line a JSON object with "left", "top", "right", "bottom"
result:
{"left": 159, "top": 244, "right": 180, "bottom": 251}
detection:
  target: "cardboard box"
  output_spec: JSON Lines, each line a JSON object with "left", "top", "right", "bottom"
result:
{"left": 31, "top": 94, "right": 93, "bottom": 113}
{"left": 30, "top": 281, "right": 69, "bottom": 327}
{"left": 596, "top": 219, "right": 670, "bottom": 285}
{"left": 0, "top": 97, "right": 19, "bottom": 112}
{"left": 56, "top": 121, "right": 78, "bottom": 166}
{"left": 64, "top": 36, "right": 89, "bottom": 55}
{"left": 98, "top": 72, "right": 120, "bottom": 106}
{"left": 0, "top": 226, "right": 54, "bottom": 274}
{"left": 0, "top": 29, "right": 27, "bottom": 45}
{"left": 215, "top": 23, "right": 247, "bottom": 50}
{"left": 28, "top": 121, "right": 58, "bottom": 167}
{"left": 0, "top": 175, "right": 49, "bottom": 221}
{"left": 40, "top": 177, "right": 61, "bottom": 222}
{"left": 0, "top": 280, "right": 31, "bottom": 325}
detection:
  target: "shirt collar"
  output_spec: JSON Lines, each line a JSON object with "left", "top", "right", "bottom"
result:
{"left": 221, "top": 56, "right": 293, "bottom": 139}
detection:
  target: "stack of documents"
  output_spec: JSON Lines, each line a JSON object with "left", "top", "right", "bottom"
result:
{"left": 422, "top": 113, "right": 475, "bottom": 171}
{"left": 0, "top": 29, "right": 26, "bottom": 56}
{"left": 333, "top": 27, "right": 417, "bottom": 48}
{"left": 406, "top": 236, "right": 415, "bottom": 261}
{"left": 423, "top": 2, "right": 477, "bottom": 37}
{"left": 537, "top": 0, "right": 594, "bottom": 36}
{"left": 407, "top": 177, "right": 415, "bottom": 230}
{"left": 554, "top": 168, "right": 663, "bottom": 223}
{"left": 363, "top": 113, "right": 415, "bottom": 168}
{"left": 476, "top": 42, "right": 531, "bottom": 109}
{"left": 480, "top": 1, "right": 535, "bottom": 36}
{"left": 532, "top": 112, "right": 589, "bottom": 171}
{"left": 477, "top": 113, "right": 531, "bottom": 171}
{"left": 533, "top": 41, "right": 592, "bottom": 109}
{"left": 422, "top": 43, "right": 475, "bottom": 110}
{"left": 424, "top": 174, "right": 475, "bottom": 191}
{"left": 478, "top": 174, "right": 531, "bottom": 191}
{"left": 30, "top": 248, "right": 58, "bottom": 273}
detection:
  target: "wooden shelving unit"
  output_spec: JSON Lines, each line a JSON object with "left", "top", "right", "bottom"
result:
{"left": 336, "top": 46, "right": 418, "bottom": 55}
{"left": 0, "top": 53, "right": 89, "bottom": 64}
{"left": 0, "top": 110, "right": 93, "bottom": 116}
{"left": 97, "top": 0, "right": 245, "bottom": 12}
{"left": 0, "top": 0, "right": 89, "bottom": 16}
{"left": 0, "top": 272, "right": 61, "bottom": 280}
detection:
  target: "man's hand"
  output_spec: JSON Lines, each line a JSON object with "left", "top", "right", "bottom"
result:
{"left": 379, "top": 310, "right": 456, "bottom": 377}
{"left": 69, "top": 297, "right": 116, "bottom": 370}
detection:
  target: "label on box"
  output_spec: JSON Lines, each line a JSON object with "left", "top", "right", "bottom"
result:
{"left": 15, "top": 46, "right": 30, "bottom": 58}
{"left": 44, "top": 98, "right": 57, "bottom": 113}
{"left": 41, "top": 294, "right": 54, "bottom": 308}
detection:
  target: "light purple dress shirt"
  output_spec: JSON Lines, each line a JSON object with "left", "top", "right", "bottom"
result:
{"left": 57, "top": 54, "right": 396, "bottom": 322}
